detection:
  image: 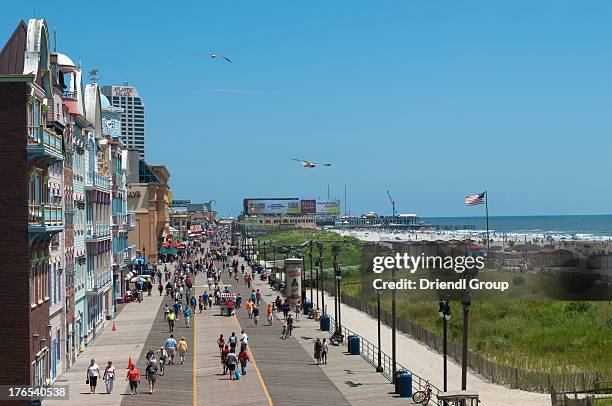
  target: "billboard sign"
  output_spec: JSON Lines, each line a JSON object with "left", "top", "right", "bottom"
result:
{"left": 245, "top": 198, "right": 300, "bottom": 215}
{"left": 300, "top": 199, "right": 316, "bottom": 214}
{"left": 316, "top": 200, "right": 341, "bottom": 216}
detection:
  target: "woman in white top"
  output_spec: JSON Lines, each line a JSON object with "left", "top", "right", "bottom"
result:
{"left": 103, "top": 361, "right": 115, "bottom": 394}
{"left": 322, "top": 338, "right": 329, "bottom": 365}
{"left": 86, "top": 359, "right": 100, "bottom": 393}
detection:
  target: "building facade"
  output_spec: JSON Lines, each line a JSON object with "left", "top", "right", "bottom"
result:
{"left": 100, "top": 84, "right": 146, "bottom": 158}
{"left": 127, "top": 151, "right": 171, "bottom": 263}
{"left": 0, "top": 19, "right": 64, "bottom": 388}
{"left": 83, "top": 83, "right": 113, "bottom": 343}
{"left": 101, "top": 92, "right": 136, "bottom": 303}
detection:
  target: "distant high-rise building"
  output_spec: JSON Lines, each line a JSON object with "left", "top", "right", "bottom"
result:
{"left": 101, "top": 84, "right": 146, "bottom": 158}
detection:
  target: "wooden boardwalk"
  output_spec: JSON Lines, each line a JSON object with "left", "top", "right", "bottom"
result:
{"left": 247, "top": 263, "right": 411, "bottom": 406}
{"left": 121, "top": 270, "right": 197, "bottom": 406}
{"left": 230, "top": 267, "right": 351, "bottom": 406}
{"left": 195, "top": 277, "right": 271, "bottom": 406}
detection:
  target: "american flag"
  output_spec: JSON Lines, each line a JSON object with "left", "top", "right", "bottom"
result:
{"left": 465, "top": 192, "right": 486, "bottom": 206}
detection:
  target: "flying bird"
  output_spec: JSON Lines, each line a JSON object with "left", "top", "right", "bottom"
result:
{"left": 209, "top": 53, "right": 232, "bottom": 63}
{"left": 291, "top": 158, "right": 332, "bottom": 169}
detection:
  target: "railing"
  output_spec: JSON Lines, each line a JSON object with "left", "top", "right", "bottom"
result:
{"left": 328, "top": 314, "right": 442, "bottom": 402}
{"left": 28, "top": 203, "right": 63, "bottom": 227}
{"left": 125, "top": 212, "right": 136, "bottom": 228}
{"left": 124, "top": 245, "right": 137, "bottom": 262}
{"left": 27, "top": 125, "right": 62, "bottom": 155}
{"left": 86, "top": 223, "right": 110, "bottom": 239}
{"left": 86, "top": 172, "right": 110, "bottom": 190}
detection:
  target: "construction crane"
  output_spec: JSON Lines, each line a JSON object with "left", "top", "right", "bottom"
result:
{"left": 386, "top": 190, "right": 396, "bottom": 218}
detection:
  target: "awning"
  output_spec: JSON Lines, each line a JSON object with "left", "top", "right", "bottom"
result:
{"left": 158, "top": 246, "right": 178, "bottom": 255}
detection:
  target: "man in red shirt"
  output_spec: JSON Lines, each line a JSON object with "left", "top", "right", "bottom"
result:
{"left": 226, "top": 299, "right": 234, "bottom": 316}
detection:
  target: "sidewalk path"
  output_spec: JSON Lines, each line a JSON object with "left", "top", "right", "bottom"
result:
{"left": 48, "top": 265, "right": 167, "bottom": 405}
{"left": 314, "top": 289, "right": 549, "bottom": 406}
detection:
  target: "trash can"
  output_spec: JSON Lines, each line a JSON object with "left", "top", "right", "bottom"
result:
{"left": 398, "top": 373, "right": 413, "bottom": 398}
{"left": 320, "top": 314, "right": 330, "bottom": 331}
{"left": 303, "top": 300, "right": 312, "bottom": 315}
{"left": 394, "top": 370, "right": 408, "bottom": 393}
{"left": 348, "top": 335, "right": 360, "bottom": 355}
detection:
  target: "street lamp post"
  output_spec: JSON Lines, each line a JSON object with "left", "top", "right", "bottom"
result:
{"left": 309, "top": 241, "right": 314, "bottom": 305}
{"left": 391, "top": 264, "right": 397, "bottom": 390}
{"left": 331, "top": 243, "right": 343, "bottom": 341}
{"left": 461, "top": 292, "right": 471, "bottom": 390}
{"left": 439, "top": 300, "right": 451, "bottom": 392}
{"left": 317, "top": 242, "right": 324, "bottom": 314}
{"left": 376, "top": 289, "right": 383, "bottom": 372}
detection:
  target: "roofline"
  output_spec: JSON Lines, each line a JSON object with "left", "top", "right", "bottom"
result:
{"left": 0, "top": 74, "right": 35, "bottom": 82}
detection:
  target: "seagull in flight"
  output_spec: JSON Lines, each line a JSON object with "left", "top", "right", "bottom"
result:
{"left": 291, "top": 158, "right": 332, "bottom": 169}
{"left": 209, "top": 53, "right": 232, "bottom": 63}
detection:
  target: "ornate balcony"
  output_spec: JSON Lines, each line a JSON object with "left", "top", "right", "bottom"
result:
{"left": 27, "top": 125, "right": 63, "bottom": 162}
{"left": 85, "top": 223, "right": 111, "bottom": 241}
{"left": 85, "top": 172, "right": 110, "bottom": 192}
{"left": 28, "top": 203, "right": 64, "bottom": 233}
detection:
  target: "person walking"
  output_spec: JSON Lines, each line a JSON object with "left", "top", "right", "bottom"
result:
{"left": 165, "top": 334, "right": 177, "bottom": 364}
{"left": 157, "top": 346, "right": 168, "bottom": 376}
{"left": 322, "top": 338, "right": 329, "bottom": 365}
{"left": 221, "top": 345, "right": 230, "bottom": 374}
{"left": 286, "top": 314, "right": 294, "bottom": 338}
{"left": 217, "top": 334, "right": 226, "bottom": 355}
{"left": 190, "top": 295, "right": 197, "bottom": 312}
{"left": 178, "top": 337, "right": 188, "bottom": 364}
{"left": 183, "top": 306, "right": 192, "bottom": 328}
{"left": 281, "top": 319, "right": 287, "bottom": 339}
{"left": 228, "top": 332, "right": 238, "bottom": 352}
{"left": 158, "top": 283, "right": 164, "bottom": 296}
{"left": 255, "top": 289, "right": 261, "bottom": 306}
{"left": 145, "top": 359, "right": 158, "bottom": 394}
{"left": 225, "top": 350, "right": 238, "bottom": 380}
{"left": 173, "top": 299, "right": 182, "bottom": 321}
{"left": 198, "top": 295, "right": 204, "bottom": 313}
{"left": 102, "top": 361, "right": 115, "bottom": 394}
{"left": 295, "top": 300, "right": 301, "bottom": 320}
{"left": 86, "top": 358, "right": 100, "bottom": 394}
{"left": 252, "top": 305, "right": 260, "bottom": 326}
{"left": 267, "top": 304, "right": 273, "bottom": 326}
{"left": 238, "top": 348, "right": 250, "bottom": 375}
{"left": 246, "top": 300, "right": 253, "bottom": 318}
{"left": 126, "top": 364, "right": 141, "bottom": 395}
{"left": 167, "top": 310, "right": 175, "bottom": 333}
{"left": 240, "top": 330, "right": 248, "bottom": 352}
{"left": 145, "top": 347, "right": 156, "bottom": 364}
{"left": 314, "top": 338, "right": 323, "bottom": 365}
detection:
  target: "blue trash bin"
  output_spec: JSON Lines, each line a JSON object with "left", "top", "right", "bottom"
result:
{"left": 349, "top": 335, "right": 360, "bottom": 355}
{"left": 320, "top": 314, "right": 330, "bottom": 331}
{"left": 398, "top": 373, "right": 413, "bottom": 398}
{"left": 303, "top": 300, "right": 312, "bottom": 315}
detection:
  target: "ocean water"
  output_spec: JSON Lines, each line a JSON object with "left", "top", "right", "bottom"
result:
{"left": 422, "top": 215, "right": 612, "bottom": 239}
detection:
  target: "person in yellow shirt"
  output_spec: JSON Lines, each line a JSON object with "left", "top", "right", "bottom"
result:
{"left": 177, "top": 337, "right": 188, "bottom": 364}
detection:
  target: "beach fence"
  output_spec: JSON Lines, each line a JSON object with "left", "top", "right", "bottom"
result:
{"left": 324, "top": 287, "right": 604, "bottom": 393}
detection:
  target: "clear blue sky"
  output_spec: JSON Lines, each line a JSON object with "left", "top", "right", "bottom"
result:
{"left": 3, "top": 1, "right": 612, "bottom": 217}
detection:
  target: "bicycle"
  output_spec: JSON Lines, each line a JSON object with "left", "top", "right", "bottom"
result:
{"left": 412, "top": 382, "right": 432, "bottom": 405}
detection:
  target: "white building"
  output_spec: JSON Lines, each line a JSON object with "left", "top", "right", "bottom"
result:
{"left": 100, "top": 84, "right": 145, "bottom": 158}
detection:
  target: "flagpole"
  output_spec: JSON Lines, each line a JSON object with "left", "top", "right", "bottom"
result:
{"left": 485, "top": 190, "right": 490, "bottom": 253}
